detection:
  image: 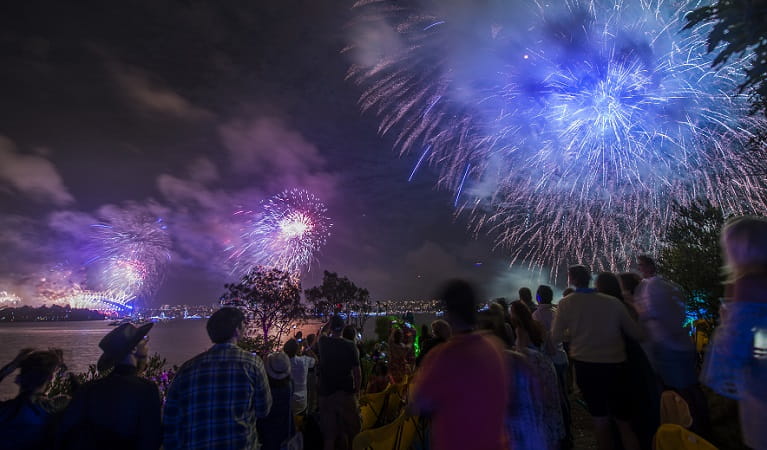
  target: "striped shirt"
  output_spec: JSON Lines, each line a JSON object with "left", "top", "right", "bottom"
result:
{"left": 163, "top": 343, "right": 272, "bottom": 449}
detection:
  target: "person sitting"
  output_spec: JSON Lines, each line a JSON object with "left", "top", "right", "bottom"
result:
{"left": 365, "top": 361, "right": 390, "bottom": 394}
{"left": 258, "top": 352, "right": 298, "bottom": 450}
{"left": 57, "top": 323, "right": 161, "bottom": 450}
{"left": 0, "top": 349, "right": 64, "bottom": 450}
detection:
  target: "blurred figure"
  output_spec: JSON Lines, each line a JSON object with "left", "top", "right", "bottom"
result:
{"left": 0, "top": 349, "right": 64, "bottom": 450}
{"left": 511, "top": 301, "right": 565, "bottom": 450}
{"left": 258, "top": 352, "right": 298, "bottom": 450}
{"left": 58, "top": 323, "right": 161, "bottom": 450}
{"left": 553, "top": 265, "right": 643, "bottom": 450}
{"left": 635, "top": 256, "right": 708, "bottom": 434}
{"left": 533, "top": 285, "right": 572, "bottom": 448}
{"left": 163, "top": 307, "right": 272, "bottom": 449}
{"left": 283, "top": 338, "right": 316, "bottom": 416}
{"left": 702, "top": 216, "right": 767, "bottom": 450}
{"left": 635, "top": 255, "right": 698, "bottom": 390}
{"left": 410, "top": 279, "right": 508, "bottom": 450}
{"left": 596, "top": 272, "right": 660, "bottom": 450}
{"left": 387, "top": 328, "right": 411, "bottom": 383}
{"left": 618, "top": 272, "right": 642, "bottom": 320}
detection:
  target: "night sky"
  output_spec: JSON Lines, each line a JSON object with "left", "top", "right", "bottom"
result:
{"left": 0, "top": 1, "right": 548, "bottom": 306}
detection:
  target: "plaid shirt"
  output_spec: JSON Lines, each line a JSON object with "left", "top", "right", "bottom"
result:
{"left": 163, "top": 343, "right": 272, "bottom": 449}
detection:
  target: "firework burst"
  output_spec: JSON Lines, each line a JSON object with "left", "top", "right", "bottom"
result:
{"left": 346, "top": 0, "right": 767, "bottom": 272}
{"left": 230, "top": 189, "right": 332, "bottom": 274}
{"left": 89, "top": 209, "right": 171, "bottom": 305}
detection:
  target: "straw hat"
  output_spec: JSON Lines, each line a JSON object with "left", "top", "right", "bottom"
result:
{"left": 266, "top": 351, "right": 291, "bottom": 380}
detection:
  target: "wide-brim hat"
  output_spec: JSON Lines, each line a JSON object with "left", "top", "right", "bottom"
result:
{"left": 266, "top": 351, "right": 291, "bottom": 380}
{"left": 97, "top": 322, "right": 153, "bottom": 372}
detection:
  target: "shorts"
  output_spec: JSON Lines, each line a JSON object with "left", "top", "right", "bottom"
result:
{"left": 318, "top": 391, "right": 361, "bottom": 442}
{"left": 573, "top": 360, "right": 633, "bottom": 419}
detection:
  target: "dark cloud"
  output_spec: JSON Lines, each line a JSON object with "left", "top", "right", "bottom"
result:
{"left": 0, "top": 136, "right": 75, "bottom": 206}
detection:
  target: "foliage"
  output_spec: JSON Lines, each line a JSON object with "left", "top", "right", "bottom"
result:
{"left": 305, "top": 270, "right": 371, "bottom": 328}
{"left": 47, "top": 353, "right": 176, "bottom": 403}
{"left": 238, "top": 335, "right": 281, "bottom": 358}
{"left": 221, "top": 266, "right": 306, "bottom": 354}
{"left": 658, "top": 201, "right": 727, "bottom": 327}
{"left": 685, "top": 1, "right": 767, "bottom": 116}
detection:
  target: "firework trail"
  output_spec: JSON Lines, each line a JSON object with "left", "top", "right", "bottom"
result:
{"left": 346, "top": 0, "right": 767, "bottom": 272}
{"left": 89, "top": 209, "right": 171, "bottom": 306}
{"left": 229, "top": 189, "right": 332, "bottom": 275}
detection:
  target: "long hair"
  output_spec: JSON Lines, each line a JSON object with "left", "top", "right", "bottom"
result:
{"left": 509, "top": 301, "right": 544, "bottom": 347}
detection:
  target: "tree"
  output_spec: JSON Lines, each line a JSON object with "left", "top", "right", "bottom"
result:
{"left": 685, "top": 1, "right": 767, "bottom": 116}
{"left": 305, "top": 270, "right": 372, "bottom": 328}
{"left": 658, "top": 201, "right": 727, "bottom": 327}
{"left": 220, "top": 266, "right": 306, "bottom": 354}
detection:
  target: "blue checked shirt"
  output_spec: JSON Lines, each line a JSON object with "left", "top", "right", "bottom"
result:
{"left": 163, "top": 343, "right": 272, "bottom": 449}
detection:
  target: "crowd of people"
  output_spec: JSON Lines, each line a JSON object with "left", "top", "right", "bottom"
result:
{"left": 0, "top": 216, "right": 766, "bottom": 449}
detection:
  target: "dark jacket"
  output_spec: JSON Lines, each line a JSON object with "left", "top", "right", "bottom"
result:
{"left": 56, "top": 365, "right": 162, "bottom": 450}
{"left": 0, "top": 394, "right": 60, "bottom": 450}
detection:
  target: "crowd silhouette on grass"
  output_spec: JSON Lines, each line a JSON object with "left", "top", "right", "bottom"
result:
{"left": 1, "top": 216, "right": 766, "bottom": 450}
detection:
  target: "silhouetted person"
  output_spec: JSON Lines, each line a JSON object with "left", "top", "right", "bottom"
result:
{"left": 163, "top": 307, "right": 272, "bottom": 449}
{"left": 416, "top": 319, "right": 452, "bottom": 367}
{"left": 410, "top": 279, "right": 508, "bottom": 450}
{"left": 57, "top": 323, "right": 161, "bottom": 450}
{"left": 0, "top": 349, "right": 64, "bottom": 450}
{"left": 258, "top": 352, "right": 297, "bottom": 450}
{"left": 317, "top": 315, "right": 361, "bottom": 450}
{"left": 519, "top": 287, "right": 537, "bottom": 313}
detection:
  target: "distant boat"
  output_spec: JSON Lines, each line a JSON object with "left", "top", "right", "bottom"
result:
{"left": 107, "top": 318, "right": 132, "bottom": 326}
{"left": 183, "top": 308, "right": 202, "bottom": 320}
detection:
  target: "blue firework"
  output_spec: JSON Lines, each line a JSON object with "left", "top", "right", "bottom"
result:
{"left": 346, "top": 0, "right": 767, "bottom": 271}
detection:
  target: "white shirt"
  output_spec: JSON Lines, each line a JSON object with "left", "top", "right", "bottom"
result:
{"left": 289, "top": 354, "right": 316, "bottom": 414}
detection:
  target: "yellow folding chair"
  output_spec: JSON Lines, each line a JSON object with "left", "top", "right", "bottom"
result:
{"left": 352, "top": 410, "right": 420, "bottom": 450}
{"left": 359, "top": 387, "right": 389, "bottom": 431}
{"left": 660, "top": 390, "right": 693, "bottom": 428}
{"left": 654, "top": 424, "right": 717, "bottom": 450}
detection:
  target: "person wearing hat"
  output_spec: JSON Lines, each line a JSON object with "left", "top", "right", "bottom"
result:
{"left": 163, "top": 307, "right": 272, "bottom": 450}
{"left": 257, "top": 352, "right": 298, "bottom": 450}
{"left": 57, "top": 323, "right": 162, "bottom": 450}
{"left": 317, "top": 315, "right": 361, "bottom": 450}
